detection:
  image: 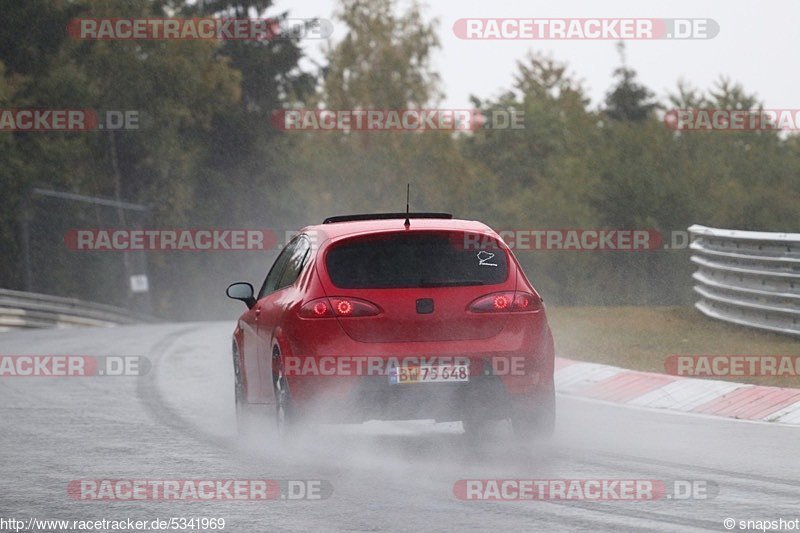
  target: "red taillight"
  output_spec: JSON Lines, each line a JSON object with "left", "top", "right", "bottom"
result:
{"left": 299, "top": 297, "right": 381, "bottom": 318}
{"left": 513, "top": 292, "right": 534, "bottom": 310}
{"left": 336, "top": 300, "right": 353, "bottom": 315}
{"left": 493, "top": 295, "right": 510, "bottom": 310}
{"left": 469, "top": 291, "right": 542, "bottom": 313}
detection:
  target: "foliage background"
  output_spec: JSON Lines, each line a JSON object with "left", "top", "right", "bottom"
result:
{"left": 1, "top": 0, "right": 797, "bottom": 319}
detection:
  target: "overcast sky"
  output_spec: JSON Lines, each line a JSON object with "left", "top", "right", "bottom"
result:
{"left": 275, "top": 0, "right": 798, "bottom": 110}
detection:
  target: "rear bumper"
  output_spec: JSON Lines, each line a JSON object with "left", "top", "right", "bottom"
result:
{"left": 283, "top": 352, "right": 554, "bottom": 423}
{"left": 324, "top": 373, "right": 512, "bottom": 422}
{"left": 295, "top": 374, "right": 555, "bottom": 423}
{"left": 275, "top": 310, "right": 555, "bottom": 422}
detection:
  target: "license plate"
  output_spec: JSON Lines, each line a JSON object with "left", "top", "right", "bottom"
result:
{"left": 389, "top": 364, "right": 470, "bottom": 384}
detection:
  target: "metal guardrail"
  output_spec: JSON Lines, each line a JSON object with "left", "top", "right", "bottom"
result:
{"left": 689, "top": 225, "right": 800, "bottom": 337}
{"left": 0, "top": 288, "right": 157, "bottom": 331}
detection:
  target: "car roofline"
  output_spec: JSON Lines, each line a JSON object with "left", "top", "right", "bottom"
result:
{"left": 296, "top": 217, "right": 496, "bottom": 243}
{"left": 323, "top": 212, "right": 453, "bottom": 224}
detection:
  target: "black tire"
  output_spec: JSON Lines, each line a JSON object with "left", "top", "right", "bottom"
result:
{"left": 272, "top": 350, "right": 300, "bottom": 435}
{"left": 232, "top": 340, "right": 250, "bottom": 435}
{"left": 462, "top": 417, "right": 501, "bottom": 438}
{"left": 511, "top": 391, "right": 556, "bottom": 441}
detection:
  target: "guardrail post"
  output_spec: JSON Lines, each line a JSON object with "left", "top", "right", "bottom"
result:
{"left": 18, "top": 194, "right": 34, "bottom": 293}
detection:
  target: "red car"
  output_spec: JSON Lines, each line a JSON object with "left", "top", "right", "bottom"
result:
{"left": 226, "top": 213, "right": 555, "bottom": 439}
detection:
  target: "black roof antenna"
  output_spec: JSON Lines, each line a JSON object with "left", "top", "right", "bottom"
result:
{"left": 404, "top": 184, "right": 411, "bottom": 228}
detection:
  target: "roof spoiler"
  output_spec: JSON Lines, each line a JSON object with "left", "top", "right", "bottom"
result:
{"left": 323, "top": 213, "right": 453, "bottom": 224}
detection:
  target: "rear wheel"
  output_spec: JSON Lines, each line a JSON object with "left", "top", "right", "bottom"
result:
{"left": 462, "top": 417, "right": 501, "bottom": 438}
{"left": 232, "top": 340, "right": 250, "bottom": 435}
{"left": 511, "top": 391, "right": 555, "bottom": 441}
{"left": 272, "top": 350, "right": 300, "bottom": 435}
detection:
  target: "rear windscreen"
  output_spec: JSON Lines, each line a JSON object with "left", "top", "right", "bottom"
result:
{"left": 325, "top": 231, "right": 509, "bottom": 289}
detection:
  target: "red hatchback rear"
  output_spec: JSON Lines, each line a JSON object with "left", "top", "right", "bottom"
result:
{"left": 226, "top": 214, "right": 555, "bottom": 439}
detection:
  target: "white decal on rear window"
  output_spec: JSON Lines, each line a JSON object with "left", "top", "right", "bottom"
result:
{"left": 477, "top": 250, "right": 497, "bottom": 267}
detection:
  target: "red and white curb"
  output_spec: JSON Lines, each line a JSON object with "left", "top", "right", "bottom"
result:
{"left": 554, "top": 358, "right": 800, "bottom": 425}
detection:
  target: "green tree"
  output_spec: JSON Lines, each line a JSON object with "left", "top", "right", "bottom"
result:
{"left": 281, "top": 0, "right": 495, "bottom": 222}
{"left": 604, "top": 43, "right": 658, "bottom": 122}
{"left": 322, "top": 0, "right": 441, "bottom": 109}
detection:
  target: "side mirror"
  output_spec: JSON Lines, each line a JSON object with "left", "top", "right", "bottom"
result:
{"left": 226, "top": 282, "right": 256, "bottom": 309}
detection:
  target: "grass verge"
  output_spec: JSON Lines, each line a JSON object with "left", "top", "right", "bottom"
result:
{"left": 547, "top": 306, "right": 800, "bottom": 389}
